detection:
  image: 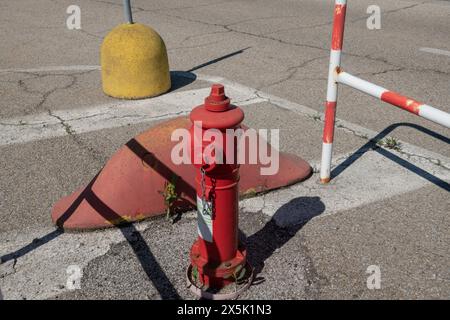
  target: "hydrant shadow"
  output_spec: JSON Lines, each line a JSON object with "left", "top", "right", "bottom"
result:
{"left": 241, "top": 196, "right": 325, "bottom": 282}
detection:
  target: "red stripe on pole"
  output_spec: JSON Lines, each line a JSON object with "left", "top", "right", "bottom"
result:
{"left": 331, "top": 4, "right": 347, "bottom": 50}
{"left": 323, "top": 101, "right": 337, "bottom": 143}
{"left": 381, "top": 91, "right": 422, "bottom": 115}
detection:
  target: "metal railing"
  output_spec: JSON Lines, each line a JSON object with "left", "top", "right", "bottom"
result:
{"left": 320, "top": 0, "right": 450, "bottom": 183}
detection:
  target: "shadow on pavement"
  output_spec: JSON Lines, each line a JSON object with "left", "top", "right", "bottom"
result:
{"left": 169, "top": 71, "right": 196, "bottom": 91}
{"left": 187, "top": 47, "right": 251, "bottom": 73}
{"left": 2, "top": 145, "right": 183, "bottom": 299}
{"left": 243, "top": 196, "right": 325, "bottom": 279}
{"left": 169, "top": 47, "right": 251, "bottom": 92}
{"left": 72, "top": 174, "right": 180, "bottom": 299}
{"left": 0, "top": 229, "right": 63, "bottom": 264}
{"left": 331, "top": 122, "right": 450, "bottom": 191}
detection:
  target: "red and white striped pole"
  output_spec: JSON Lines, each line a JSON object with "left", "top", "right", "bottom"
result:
{"left": 320, "top": 0, "right": 450, "bottom": 184}
{"left": 320, "top": 0, "right": 347, "bottom": 183}
{"left": 335, "top": 70, "right": 450, "bottom": 128}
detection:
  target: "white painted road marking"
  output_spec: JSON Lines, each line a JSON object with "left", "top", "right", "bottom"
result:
{"left": 0, "top": 87, "right": 210, "bottom": 146}
{"left": 0, "top": 72, "right": 265, "bottom": 146}
{"left": 419, "top": 47, "right": 450, "bottom": 58}
{"left": 0, "top": 65, "right": 100, "bottom": 73}
{"left": 241, "top": 151, "right": 450, "bottom": 228}
{"left": 1, "top": 67, "right": 449, "bottom": 169}
{"left": 1, "top": 67, "right": 449, "bottom": 300}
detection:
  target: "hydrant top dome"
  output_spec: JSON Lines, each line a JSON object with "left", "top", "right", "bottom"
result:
{"left": 190, "top": 84, "right": 244, "bottom": 130}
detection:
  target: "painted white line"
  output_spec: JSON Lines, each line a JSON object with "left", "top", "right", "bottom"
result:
{"left": 242, "top": 150, "right": 450, "bottom": 228}
{"left": 1, "top": 66, "right": 449, "bottom": 172}
{"left": 419, "top": 47, "right": 450, "bottom": 58}
{"left": 0, "top": 221, "right": 155, "bottom": 300}
{"left": 0, "top": 88, "right": 204, "bottom": 146}
{"left": 1, "top": 67, "right": 449, "bottom": 171}
{"left": 0, "top": 65, "right": 100, "bottom": 73}
{"left": 0, "top": 84, "right": 262, "bottom": 147}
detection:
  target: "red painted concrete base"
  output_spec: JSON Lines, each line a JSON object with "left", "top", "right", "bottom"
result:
{"left": 51, "top": 117, "right": 311, "bottom": 230}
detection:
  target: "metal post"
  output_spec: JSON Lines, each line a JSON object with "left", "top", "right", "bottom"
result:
{"left": 123, "top": 0, "right": 133, "bottom": 24}
{"left": 320, "top": 0, "right": 347, "bottom": 183}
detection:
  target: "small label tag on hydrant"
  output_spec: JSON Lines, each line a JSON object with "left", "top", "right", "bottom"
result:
{"left": 197, "top": 196, "right": 213, "bottom": 242}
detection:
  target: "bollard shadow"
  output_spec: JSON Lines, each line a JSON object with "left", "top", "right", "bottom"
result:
{"left": 169, "top": 47, "right": 251, "bottom": 92}
{"left": 187, "top": 47, "right": 251, "bottom": 73}
{"left": 169, "top": 71, "right": 196, "bottom": 92}
{"left": 331, "top": 122, "right": 450, "bottom": 192}
{"left": 169, "top": 47, "right": 251, "bottom": 93}
{"left": 242, "top": 196, "right": 325, "bottom": 279}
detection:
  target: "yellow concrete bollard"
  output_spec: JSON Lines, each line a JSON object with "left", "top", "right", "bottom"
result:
{"left": 101, "top": 23, "right": 171, "bottom": 99}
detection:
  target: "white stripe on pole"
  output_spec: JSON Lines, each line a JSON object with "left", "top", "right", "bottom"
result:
{"left": 336, "top": 71, "right": 387, "bottom": 99}
{"left": 419, "top": 104, "right": 450, "bottom": 128}
{"left": 320, "top": 142, "right": 333, "bottom": 181}
{"left": 326, "top": 50, "right": 341, "bottom": 102}
{"left": 335, "top": 0, "right": 347, "bottom": 5}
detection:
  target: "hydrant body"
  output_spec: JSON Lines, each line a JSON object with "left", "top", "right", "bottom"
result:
{"left": 189, "top": 84, "right": 247, "bottom": 289}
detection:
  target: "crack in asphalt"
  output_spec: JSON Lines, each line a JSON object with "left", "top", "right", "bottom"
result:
{"left": 4, "top": 67, "right": 447, "bottom": 173}
{"left": 167, "top": 39, "right": 224, "bottom": 52}
{"left": 151, "top": 1, "right": 449, "bottom": 78}
{"left": 13, "top": 70, "right": 96, "bottom": 115}
{"left": 44, "top": 106, "right": 189, "bottom": 164}
{"left": 90, "top": 0, "right": 242, "bottom": 15}
{"left": 258, "top": 55, "right": 329, "bottom": 90}
{"left": 78, "top": 29, "right": 103, "bottom": 40}
{"left": 47, "top": 109, "right": 105, "bottom": 163}
{"left": 0, "top": 121, "right": 47, "bottom": 127}
{"left": 179, "top": 30, "right": 232, "bottom": 44}
{"left": 354, "top": 67, "right": 406, "bottom": 77}
{"left": 74, "top": 1, "right": 449, "bottom": 78}
{"left": 263, "top": 1, "right": 433, "bottom": 36}
{"left": 47, "top": 110, "right": 76, "bottom": 136}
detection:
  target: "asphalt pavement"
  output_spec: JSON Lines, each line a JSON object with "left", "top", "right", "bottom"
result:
{"left": 0, "top": 0, "right": 449, "bottom": 300}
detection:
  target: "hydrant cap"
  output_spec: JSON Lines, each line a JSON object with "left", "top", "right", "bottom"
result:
{"left": 190, "top": 84, "right": 244, "bottom": 130}
{"left": 204, "top": 84, "right": 230, "bottom": 112}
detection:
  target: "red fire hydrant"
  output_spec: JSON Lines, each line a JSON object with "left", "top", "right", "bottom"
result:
{"left": 187, "top": 84, "right": 250, "bottom": 294}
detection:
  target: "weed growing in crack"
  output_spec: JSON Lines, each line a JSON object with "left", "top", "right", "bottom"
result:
{"left": 377, "top": 137, "right": 402, "bottom": 151}
{"left": 159, "top": 175, "right": 179, "bottom": 222}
